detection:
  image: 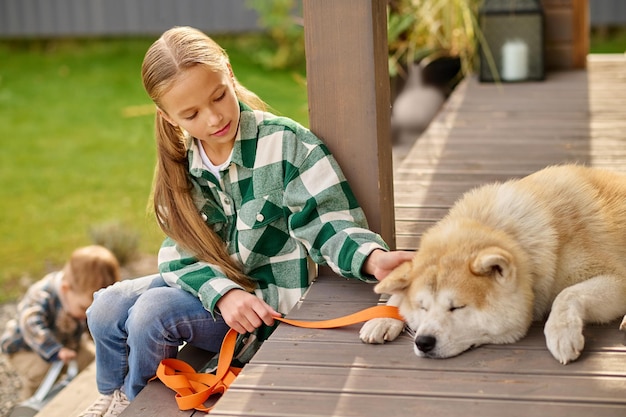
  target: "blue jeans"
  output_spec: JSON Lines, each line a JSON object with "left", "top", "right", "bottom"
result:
{"left": 87, "top": 273, "right": 230, "bottom": 400}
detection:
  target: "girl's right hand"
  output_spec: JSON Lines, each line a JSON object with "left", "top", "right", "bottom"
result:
{"left": 216, "top": 289, "right": 281, "bottom": 334}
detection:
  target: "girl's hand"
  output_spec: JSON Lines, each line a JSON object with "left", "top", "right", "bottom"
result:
{"left": 216, "top": 289, "right": 281, "bottom": 334}
{"left": 363, "top": 249, "right": 414, "bottom": 281}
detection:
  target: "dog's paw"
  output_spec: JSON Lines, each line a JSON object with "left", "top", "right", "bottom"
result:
{"left": 544, "top": 314, "right": 584, "bottom": 364}
{"left": 359, "top": 318, "right": 405, "bottom": 344}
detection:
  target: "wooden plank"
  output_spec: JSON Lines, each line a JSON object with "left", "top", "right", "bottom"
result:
{"left": 298, "top": 275, "right": 380, "bottom": 303}
{"left": 396, "top": 234, "right": 423, "bottom": 250}
{"left": 393, "top": 145, "right": 626, "bottom": 156}
{"left": 251, "top": 340, "right": 626, "bottom": 374}
{"left": 34, "top": 361, "right": 100, "bottom": 417}
{"left": 222, "top": 365, "right": 626, "bottom": 404}
{"left": 414, "top": 129, "right": 626, "bottom": 141}
{"left": 394, "top": 207, "right": 450, "bottom": 221}
{"left": 211, "top": 391, "right": 626, "bottom": 417}
{"left": 393, "top": 220, "right": 441, "bottom": 236}
{"left": 397, "top": 161, "right": 569, "bottom": 175}
{"left": 119, "top": 380, "right": 198, "bottom": 417}
{"left": 394, "top": 171, "right": 526, "bottom": 185}
{"left": 119, "top": 345, "right": 217, "bottom": 416}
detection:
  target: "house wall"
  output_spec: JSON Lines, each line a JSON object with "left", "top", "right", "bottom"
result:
{"left": 0, "top": 0, "right": 260, "bottom": 38}
{"left": 590, "top": 0, "right": 626, "bottom": 26}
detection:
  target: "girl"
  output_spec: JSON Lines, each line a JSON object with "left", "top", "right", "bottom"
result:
{"left": 79, "top": 26, "right": 413, "bottom": 417}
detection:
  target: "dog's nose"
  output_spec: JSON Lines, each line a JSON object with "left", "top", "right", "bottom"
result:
{"left": 415, "top": 335, "right": 437, "bottom": 353}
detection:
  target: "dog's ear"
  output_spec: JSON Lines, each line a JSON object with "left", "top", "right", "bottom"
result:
{"left": 374, "top": 261, "right": 414, "bottom": 294}
{"left": 470, "top": 247, "right": 515, "bottom": 284}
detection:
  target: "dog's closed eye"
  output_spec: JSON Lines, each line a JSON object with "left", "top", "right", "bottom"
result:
{"left": 449, "top": 305, "right": 466, "bottom": 312}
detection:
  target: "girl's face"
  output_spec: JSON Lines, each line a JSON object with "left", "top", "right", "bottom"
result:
{"left": 159, "top": 64, "right": 240, "bottom": 150}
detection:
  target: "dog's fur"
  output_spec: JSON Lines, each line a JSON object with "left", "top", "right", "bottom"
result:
{"left": 360, "top": 165, "right": 626, "bottom": 364}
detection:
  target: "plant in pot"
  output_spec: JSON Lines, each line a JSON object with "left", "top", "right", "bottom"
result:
{"left": 387, "top": 0, "right": 484, "bottom": 142}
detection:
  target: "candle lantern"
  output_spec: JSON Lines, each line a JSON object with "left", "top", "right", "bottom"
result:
{"left": 479, "top": 0, "right": 545, "bottom": 82}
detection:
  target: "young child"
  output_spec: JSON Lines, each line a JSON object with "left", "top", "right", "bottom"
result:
{"left": 1, "top": 245, "right": 120, "bottom": 401}
{"left": 78, "top": 26, "right": 414, "bottom": 417}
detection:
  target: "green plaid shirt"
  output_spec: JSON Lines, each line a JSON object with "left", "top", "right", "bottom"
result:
{"left": 159, "top": 103, "right": 387, "bottom": 361}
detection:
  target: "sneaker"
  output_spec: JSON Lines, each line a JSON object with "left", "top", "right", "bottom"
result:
{"left": 103, "top": 389, "right": 130, "bottom": 417}
{"left": 78, "top": 393, "right": 113, "bottom": 417}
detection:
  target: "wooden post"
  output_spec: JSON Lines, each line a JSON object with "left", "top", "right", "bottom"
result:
{"left": 572, "top": 0, "right": 589, "bottom": 68}
{"left": 302, "top": 0, "right": 396, "bottom": 252}
{"left": 542, "top": 0, "right": 589, "bottom": 70}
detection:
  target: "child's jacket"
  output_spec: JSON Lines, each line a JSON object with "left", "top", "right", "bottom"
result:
{"left": 1, "top": 271, "right": 85, "bottom": 361}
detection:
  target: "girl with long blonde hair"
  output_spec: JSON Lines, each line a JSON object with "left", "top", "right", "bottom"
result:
{"left": 79, "top": 26, "right": 412, "bottom": 417}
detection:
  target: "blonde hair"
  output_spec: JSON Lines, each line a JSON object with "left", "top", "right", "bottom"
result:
{"left": 63, "top": 245, "right": 120, "bottom": 296}
{"left": 141, "top": 26, "right": 264, "bottom": 291}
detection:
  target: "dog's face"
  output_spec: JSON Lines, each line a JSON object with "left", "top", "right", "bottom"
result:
{"left": 377, "top": 221, "right": 534, "bottom": 358}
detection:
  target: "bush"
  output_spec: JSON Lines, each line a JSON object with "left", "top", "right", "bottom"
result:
{"left": 89, "top": 221, "right": 141, "bottom": 266}
{"left": 245, "top": 0, "right": 306, "bottom": 70}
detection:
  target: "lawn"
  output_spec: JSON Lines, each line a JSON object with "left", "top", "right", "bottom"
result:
{"left": 590, "top": 27, "right": 626, "bottom": 53}
{"left": 0, "top": 35, "right": 308, "bottom": 303}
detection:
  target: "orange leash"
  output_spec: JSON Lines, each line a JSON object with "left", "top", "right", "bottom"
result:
{"left": 154, "top": 305, "right": 402, "bottom": 412}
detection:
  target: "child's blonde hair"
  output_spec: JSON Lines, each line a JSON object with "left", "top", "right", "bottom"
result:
{"left": 141, "top": 26, "right": 263, "bottom": 291}
{"left": 63, "top": 245, "right": 120, "bottom": 295}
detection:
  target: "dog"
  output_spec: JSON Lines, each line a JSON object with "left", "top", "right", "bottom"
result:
{"left": 360, "top": 164, "right": 626, "bottom": 364}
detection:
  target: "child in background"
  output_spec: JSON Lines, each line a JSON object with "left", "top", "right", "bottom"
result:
{"left": 1, "top": 245, "right": 120, "bottom": 400}
{"left": 78, "top": 26, "right": 413, "bottom": 417}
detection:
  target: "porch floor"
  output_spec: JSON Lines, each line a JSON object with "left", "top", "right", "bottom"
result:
{"left": 210, "top": 54, "right": 626, "bottom": 417}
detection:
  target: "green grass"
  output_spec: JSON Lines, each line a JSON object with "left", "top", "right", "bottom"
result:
{"left": 590, "top": 28, "right": 626, "bottom": 53}
{"left": 0, "top": 35, "right": 308, "bottom": 303}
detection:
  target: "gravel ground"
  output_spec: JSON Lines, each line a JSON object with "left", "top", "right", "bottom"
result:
{"left": 0, "top": 302, "right": 21, "bottom": 417}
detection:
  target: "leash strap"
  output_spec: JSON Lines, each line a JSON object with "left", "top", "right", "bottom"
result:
{"left": 154, "top": 305, "right": 402, "bottom": 412}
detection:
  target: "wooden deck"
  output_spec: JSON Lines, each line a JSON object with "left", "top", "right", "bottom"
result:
{"left": 208, "top": 55, "right": 626, "bottom": 417}
{"left": 37, "top": 55, "right": 626, "bottom": 417}
{"left": 394, "top": 54, "right": 626, "bottom": 249}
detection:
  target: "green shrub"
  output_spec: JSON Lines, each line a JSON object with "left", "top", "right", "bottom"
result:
{"left": 245, "top": 0, "right": 306, "bottom": 70}
{"left": 89, "top": 220, "right": 141, "bottom": 266}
